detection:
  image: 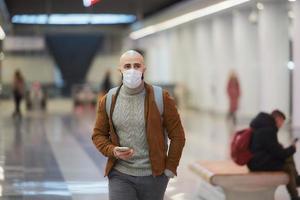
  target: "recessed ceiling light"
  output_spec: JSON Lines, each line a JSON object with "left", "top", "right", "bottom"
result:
{"left": 256, "top": 2, "right": 264, "bottom": 10}
{"left": 288, "top": 61, "right": 295, "bottom": 70}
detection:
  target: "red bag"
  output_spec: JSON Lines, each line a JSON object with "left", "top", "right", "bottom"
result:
{"left": 230, "top": 128, "right": 253, "bottom": 165}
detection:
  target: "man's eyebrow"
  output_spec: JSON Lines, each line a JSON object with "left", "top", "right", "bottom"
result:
{"left": 123, "top": 62, "right": 141, "bottom": 65}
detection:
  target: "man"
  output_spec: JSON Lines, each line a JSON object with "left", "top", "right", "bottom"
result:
{"left": 248, "top": 110, "right": 300, "bottom": 200}
{"left": 92, "top": 50, "right": 185, "bottom": 200}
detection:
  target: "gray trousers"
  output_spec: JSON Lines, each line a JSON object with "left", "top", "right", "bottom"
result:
{"left": 108, "top": 169, "right": 169, "bottom": 200}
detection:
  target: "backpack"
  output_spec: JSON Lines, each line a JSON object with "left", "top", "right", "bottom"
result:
{"left": 230, "top": 128, "right": 253, "bottom": 166}
{"left": 105, "top": 85, "right": 163, "bottom": 116}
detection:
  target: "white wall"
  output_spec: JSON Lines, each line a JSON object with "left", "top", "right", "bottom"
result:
{"left": 126, "top": 1, "right": 291, "bottom": 117}
{"left": 140, "top": 33, "right": 171, "bottom": 84}
{"left": 233, "top": 9, "right": 260, "bottom": 116}
{"left": 2, "top": 54, "right": 55, "bottom": 84}
{"left": 293, "top": 1, "right": 300, "bottom": 128}
{"left": 86, "top": 54, "right": 121, "bottom": 86}
{"left": 212, "top": 14, "right": 234, "bottom": 113}
{"left": 194, "top": 20, "right": 215, "bottom": 112}
{"left": 179, "top": 23, "right": 199, "bottom": 108}
{"left": 258, "top": 2, "right": 289, "bottom": 115}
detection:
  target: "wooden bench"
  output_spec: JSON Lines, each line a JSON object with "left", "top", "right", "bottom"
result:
{"left": 190, "top": 160, "right": 289, "bottom": 200}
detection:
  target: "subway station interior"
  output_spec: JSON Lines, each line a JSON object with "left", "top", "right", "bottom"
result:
{"left": 1, "top": 0, "right": 300, "bottom": 199}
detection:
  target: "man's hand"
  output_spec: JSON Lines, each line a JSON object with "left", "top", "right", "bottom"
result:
{"left": 164, "top": 169, "right": 175, "bottom": 178}
{"left": 292, "top": 138, "right": 298, "bottom": 149}
{"left": 113, "top": 147, "right": 134, "bottom": 160}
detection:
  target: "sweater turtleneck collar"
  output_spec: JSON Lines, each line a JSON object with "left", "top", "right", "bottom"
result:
{"left": 122, "top": 82, "right": 145, "bottom": 95}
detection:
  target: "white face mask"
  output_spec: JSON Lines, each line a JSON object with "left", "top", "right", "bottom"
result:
{"left": 122, "top": 69, "right": 143, "bottom": 89}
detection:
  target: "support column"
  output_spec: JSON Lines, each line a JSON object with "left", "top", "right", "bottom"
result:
{"left": 258, "top": 2, "right": 289, "bottom": 114}
{"left": 233, "top": 9, "right": 259, "bottom": 117}
{"left": 194, "top": 20, "right": 214, "bottom": 111}
{"left": 212, "top": 14, "right": 234, "bottom": 113}
{"left": 293, "top": 1, "right": 300, "bottom": 128}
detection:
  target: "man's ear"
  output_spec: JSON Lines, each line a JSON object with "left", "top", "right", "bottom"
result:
{"left": 117, "top": 66, "right": 122, "bottom": 73}
{"left": 117, "top": 67, "right": 123, "bottom": 80}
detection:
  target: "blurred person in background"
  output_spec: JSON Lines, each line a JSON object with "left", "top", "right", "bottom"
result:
{"left": 99, "top": 70, "right": 113, "bottom": 98}
{"left": 12, "top": 69, "right": 25, "bottom": 117}
{"left": 227, "top": 70, "right": 240, "bottom": 125}
{"left": 26, "top": 81, "right": 47, "bottom": 111}
{"left": 248, "top": 110, "right": 300, "bottom": 200}
{"left": 92, "top": 50, "right": 185, "bottom": 200}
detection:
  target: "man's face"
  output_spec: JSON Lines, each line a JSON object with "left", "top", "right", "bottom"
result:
{"left": 275, "top": 116, "right": 285, "bottom": 128}
{"left": 119, "top": 54, "right": 145, "bottom": 74}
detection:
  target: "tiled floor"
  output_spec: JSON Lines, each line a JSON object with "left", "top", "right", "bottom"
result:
{"left": 0, "top": 99, "right": 298, "bottom": 200}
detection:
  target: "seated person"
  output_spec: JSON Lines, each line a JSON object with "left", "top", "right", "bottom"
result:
{"left": 248, "top": 110, "right": 300, "bottom": 200}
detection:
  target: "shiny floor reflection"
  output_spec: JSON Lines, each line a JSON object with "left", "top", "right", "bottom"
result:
{"left": 5, "top": 181, "right": 107, "bottom": 196}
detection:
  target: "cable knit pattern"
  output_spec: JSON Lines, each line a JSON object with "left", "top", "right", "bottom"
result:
{"left": 112, "top": 84, "right": 152, "bottom": 176}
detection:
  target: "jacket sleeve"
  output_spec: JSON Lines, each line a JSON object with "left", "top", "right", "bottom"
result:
{"left": 264, "top": 128, "right": 296, "bottom": 160}
{"left": 91, "top": 95, "right": 116, "bottom": 158}
{"left": 162, "top": 91, "right": 186, "bottom": 175}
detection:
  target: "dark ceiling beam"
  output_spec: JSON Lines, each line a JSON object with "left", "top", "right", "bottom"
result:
{"left": 11, "top": 24, "right": 128, "bottom": 36}
{"left": 5, "top": 0, "right": 135, "bottom": 15}
{"left": 4, "top": 0, "right": 185, "bottom": 18}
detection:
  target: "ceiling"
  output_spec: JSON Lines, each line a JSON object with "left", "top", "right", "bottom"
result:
{"left": 4, "top": 0, "right": 186, "bottom": 20}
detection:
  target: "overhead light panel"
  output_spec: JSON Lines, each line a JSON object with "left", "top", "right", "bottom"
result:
{"left": 90, "top": 14, "right": 136, "bottom": 24}
{"left": 0, "top": 26, "right": 5, "bottom": 40}
{"left": 12, "top": 14, "right": 48, "bottom": 24}
{"left": 12, "top": 14, "right": 136, "bottom": 25}
{"left": 130, "top": 0, "right": 251, "bottom": 40}
{"left": 48, "top": 14, "right": 90, "bottom": 25}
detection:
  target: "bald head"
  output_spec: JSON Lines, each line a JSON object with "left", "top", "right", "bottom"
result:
{"left": 119, "top": 50, "right": 146, "bottom": 73}
{"left": 120, "top": 50, "right": 143, "bottom": 63}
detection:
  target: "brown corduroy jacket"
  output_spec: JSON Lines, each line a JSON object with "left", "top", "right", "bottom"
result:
{"left": 92, "top": 83, "right": 185, "bottom": 177}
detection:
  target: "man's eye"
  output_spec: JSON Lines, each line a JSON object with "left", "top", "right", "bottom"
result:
{"left": 134, "top": 64, "right": 141, "bottom": 69}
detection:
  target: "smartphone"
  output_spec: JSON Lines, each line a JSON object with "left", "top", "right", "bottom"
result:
{"left": 115, "top": 147, "right": 131, "bottom": 152}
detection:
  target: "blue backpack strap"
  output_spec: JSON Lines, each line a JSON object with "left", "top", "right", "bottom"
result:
{"left": 105, "top": 87, "right": 118, "bottom": 116}
{"left": 152, "top": 85, "right": 163, "bottom": 116}
{"left": 153, "top": 85, "right": 169, "bottom": 151}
